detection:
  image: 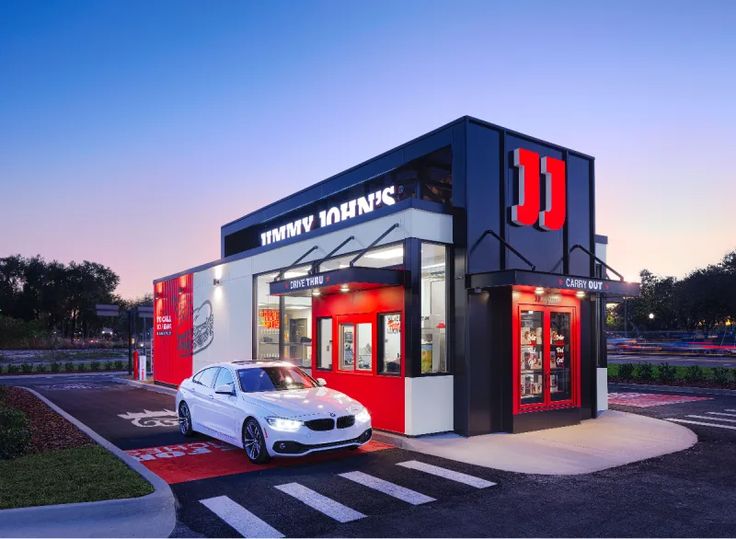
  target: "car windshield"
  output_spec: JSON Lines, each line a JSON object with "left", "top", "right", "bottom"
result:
{"left": 237, "top": 366, "right": 317, "bottom": 393}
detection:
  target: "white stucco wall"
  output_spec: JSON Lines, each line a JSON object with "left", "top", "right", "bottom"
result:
{"left": 404, "top": 375, "right": 454, "bottom": 435}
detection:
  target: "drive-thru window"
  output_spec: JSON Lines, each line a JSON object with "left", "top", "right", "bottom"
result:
{"left": 153, "top": 116, "right": 639, "bottom": 436}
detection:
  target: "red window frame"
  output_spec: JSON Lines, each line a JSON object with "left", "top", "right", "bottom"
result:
{"left": 512, "top": 289, "right": 580, "bottom": 415}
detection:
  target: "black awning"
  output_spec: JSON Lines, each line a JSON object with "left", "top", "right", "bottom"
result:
{"left": 468, "top": 269, "right": 640, "bottom": 297}
{"left": 269, "top": 267, "right": 407, "bottom": 297}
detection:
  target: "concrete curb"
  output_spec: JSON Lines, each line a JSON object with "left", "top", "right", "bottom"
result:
{"left": 113, "top": 377, "right": 177, "bottom": 396}
{"left": 610, "top": 382, "right": 736, "bottom": 397}
{"left": 0, "top": 387, "right": 176, "bottom": 538}
{"left": 0, "top": 372, "right": 127, "bottom": 381}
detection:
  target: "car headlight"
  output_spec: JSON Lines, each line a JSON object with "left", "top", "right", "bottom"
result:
{"left": 265, "top": 417, "right": 303, "bottom": 432}
{"left": 355, "top": 407, "right": 371, "bottom": 423}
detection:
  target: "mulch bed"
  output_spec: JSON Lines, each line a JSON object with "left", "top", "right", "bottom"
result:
{"left": 0, "top": 387, "right": 92, "bottom": 453}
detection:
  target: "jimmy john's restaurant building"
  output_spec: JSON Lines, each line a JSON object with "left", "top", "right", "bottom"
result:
{"left": 152, "top": 116, "right": 639, "bottom": 436}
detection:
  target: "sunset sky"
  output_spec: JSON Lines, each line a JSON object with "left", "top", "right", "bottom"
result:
{"left": 1, "top": 0, "right": 735, "bottom": 299}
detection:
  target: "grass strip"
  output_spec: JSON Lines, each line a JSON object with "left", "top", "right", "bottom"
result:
{"left": 0, "top": 445, "right": 153, "bottom": 509}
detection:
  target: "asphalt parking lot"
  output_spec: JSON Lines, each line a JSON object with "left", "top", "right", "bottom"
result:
{"left": 4, "top": 373, "right": 736, "bottom": 537}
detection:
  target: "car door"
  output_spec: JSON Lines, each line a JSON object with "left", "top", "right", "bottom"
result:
{"left": 209, "top": 367, "right": 240, "bottom": 442}
{"left": 191, "top": 366, "right": 220, "bottom": 432}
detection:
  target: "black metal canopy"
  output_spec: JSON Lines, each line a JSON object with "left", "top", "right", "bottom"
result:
{"left": 468, "top": 269, "right": 640, "bottom": 297}
{"left": 269, "top": 267, "right": 407, "bottom": 297}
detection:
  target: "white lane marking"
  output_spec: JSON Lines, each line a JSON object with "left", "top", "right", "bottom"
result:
{"left": 666, "top": 418, "right": 736, "bottom": 431}
{"left": 396, "top": 460, "right": 496, "bottom": 489}
{"left": 688, "top": 414, "right": 736, "bottom": 423}
{"left": 274, "top": 483, "right": 365, "bottom": 523}
{"left": 200, "top": 495, "right": 284, "bottom": 538}
{"left": 725, "top": 409, "right": 736, "bottom": 413}
{"left": 339, "top": 471, "right": 435, "bottom": 505}
{"left": 708, "top": 412, "right": 736, "bottom": 418}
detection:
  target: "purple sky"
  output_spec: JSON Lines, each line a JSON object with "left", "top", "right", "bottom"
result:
{"left": 1, "top": 1, "right": 735, "bottom": 299}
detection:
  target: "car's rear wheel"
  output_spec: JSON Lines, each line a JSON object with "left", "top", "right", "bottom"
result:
{"left": 178, "top": 402, "right": 194, "bottom": 436}
{"left": 243, "top": 418, "right": 270, "bottom": 464}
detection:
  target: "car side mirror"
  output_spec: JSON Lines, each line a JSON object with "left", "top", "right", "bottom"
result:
{"left": 215, "top": 384, "right": 235, "bottom": 395}
{"left": 316, "top": 378, "right": 327, "bottom": 387}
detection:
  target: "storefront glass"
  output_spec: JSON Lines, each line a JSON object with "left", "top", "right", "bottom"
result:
{"left": 420, "top": 243, "right": 448, "bottom": 374}
{"left": 520, "top": 310, "right": 544, "bottom": 404}
{"left": 255, "top": 272, "right": 280, "bottom": 360}
{"left": 378, "top": 313, "right": 401, "bottom": 375}
{"left": 550, "top": 311, "right": 571, "bottom": 401}
{"left": 317, "top": 317, "right": 332, "bottom": 370}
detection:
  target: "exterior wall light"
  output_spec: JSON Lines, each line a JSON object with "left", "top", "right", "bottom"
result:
{"left": 213, "top": 278, "right": 221, "bottom": 286}
{"left": 576, "top": 291, "right": 586, "bottom": 299}
{"left": 534, "top": 287, "right": 545, "bottom": 296}
{"left": 340, "top": 285, "right": 350, "bottom": 293}
{"left": 312, "top": 290, "right": 321, "bottom": 296}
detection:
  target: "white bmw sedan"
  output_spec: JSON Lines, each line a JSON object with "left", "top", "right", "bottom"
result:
{"left": 175, "top": 360, "right": 372, "bottom": 464}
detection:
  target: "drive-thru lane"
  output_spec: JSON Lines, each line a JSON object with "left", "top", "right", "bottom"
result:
{"left": 5, "top": 374, "right": 736, "bottom": 537}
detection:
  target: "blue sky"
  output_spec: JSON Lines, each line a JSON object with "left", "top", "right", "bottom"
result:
{"left": 1, "top": 0, "right": 735, "bottom": 297}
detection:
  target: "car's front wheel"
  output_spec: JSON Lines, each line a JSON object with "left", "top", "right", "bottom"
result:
{"left": 242, "top": 418, "right": 270, "bottom": 464}
{"left": 178, "top": 401, "right": 194, "bottom": 436}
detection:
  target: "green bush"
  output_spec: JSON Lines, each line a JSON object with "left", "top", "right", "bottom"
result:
{"left": 711, "top": 366, "right": 730, "bottom": 386}
{"left": 104, "top": 362, "right": 114, "bottom": 371}
{"left": 50, "top": 362, "right": 61, "bottom": 373}
{"left": 7, "top": 365, "right": 19, "bottom": 375}
{"left": 63, "top": 362, "right": 74, "bottom": 372}
{"left": 0, "top": 406, "right": 31, "bottom": 459}
{"left": 90, "top": 361, "right": 100, "bottom": 372}
{"left": 635, "top": 363, "right": 654, "bottom": 382}
{"left": 684, "top": 365, "right": 704, "bottom": 384}
{"left": 657, "top": 362, "right": 677, "bottom": 384}
{"left": 20, "top": 364, "right": 32, "bottom": 374}
{"left": 76, "top": 363, "right": 86, "bottom": 372}
{"left": 618, "top": 363, "right": 635, "bottom": 380}
{"left": 34, "top": 364, "right": 45, "bottom": 373}
{"left": 113, "top": 360, "right": 124, "bottom": 371}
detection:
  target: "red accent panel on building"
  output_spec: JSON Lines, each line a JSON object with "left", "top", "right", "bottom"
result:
{"left": 153, "top": 274, "right": 193, "bottom": 386}
{"left": 312, "top": 286, "right": 406, "bottom": 434}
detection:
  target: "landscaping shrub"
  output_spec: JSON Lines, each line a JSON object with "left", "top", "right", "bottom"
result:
{"left": 50, "top": 362, "right": 61, "bottom": 373}
{"left": 684, "top": 365, "right": 704, "bottom": 384}
{"left": 635, "top": 363, "right": 654, "bottom": 382}
{"left": 20, "top": 364, "right": 32, "bottom": 374}
{"left": 34, "top": 364, "right": 46, "bottom": 373}
{"left": 7, "top": 365, "right": 19, "bottom": 375}
{"left": 76, "top": 363, "right": 87, "bottom": 372}
{"left": 113, "top": 360, "right": 124, "bottom": 371}
{"left": 104, "top": 362, "right": 114, "bottom": 371}
{"left": 0, "top": 406, "right": 31, "bottom": 459}
{"left": 90, "top": 361, "right": 100, "bottom": 372}
{"left": 618, "top": 363, "right": 635, "bottom": 380}
{"left": 657, "top": 362, "right": 677, "bottom": 384}
{"left": 63, "top": 362, "right": 74, "bottom": 372}
{"left": 712, "top": 366, "right": 730, "bottom": 386}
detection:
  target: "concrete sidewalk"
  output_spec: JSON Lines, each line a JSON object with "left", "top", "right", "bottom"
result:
{"left": 376, "top": 410, "right": 697, "bottom": 475}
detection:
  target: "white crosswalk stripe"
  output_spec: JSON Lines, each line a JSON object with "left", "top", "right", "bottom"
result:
{"left": 707, "top": 412, "right": 736, "bottom": 418}
{"left": 666, "top": 418, "right": 736, "bottom": 431}
{"left": 725, "top": 409, "right": 736, "bottom": 413}
{"left": 339, "top": 471, "right": 435, "bottom": 505}
{"left": 274, "top": 482, "right": 366, "bottom": 523}
{"left": 397, "top": 460, "right": 496, "bottom": 489}
{"left": 200, "top": 495, "right": 284, "bottom": 538}
{"left": 688, "top": 414, "right": 736, "bottom": 423}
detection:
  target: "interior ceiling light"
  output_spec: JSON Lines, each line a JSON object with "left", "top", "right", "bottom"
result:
{"left": 365, "top": 247, "right": 404, "bottom": 260}
{"left": 284, "top": 270, "right": 308, "bottom": 279}
{"left": 340, "top": 284, "right": 350, "bottom": 292}
{"left": 312, "top": 290, "right": 321, "bottom": 296}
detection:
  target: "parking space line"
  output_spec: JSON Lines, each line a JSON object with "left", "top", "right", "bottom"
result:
{"left": 200, "top": 495, "right": 284, "bottom": 538}
{"left": 396, "top": 460, "right": 496, "bottom": 489}
{"left": 725, "top": 409, "right": 736, "bottom": 413}
{"left": 710, "top": 412, "right": 736, "bottom": 417}
{"left": 274, "top": 482, "right": 366, "bottom": 523}
{"left": 666, "top": 418, "right": 736, "bottom": 431}
{"left": 688, "top": 414, "right": 736, "bottom": 423}
{"left": 339, "top": 471, "right": 435, "bottom": 505}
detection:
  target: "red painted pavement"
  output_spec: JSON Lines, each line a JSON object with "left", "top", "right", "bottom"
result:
{"left": 127, "top": 439, "right": 391, "bottom": 484}
{"left": 608, "top": 392, "right": 712, "bottom": 408}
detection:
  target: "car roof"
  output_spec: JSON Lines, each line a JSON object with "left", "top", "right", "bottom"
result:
{"left": 203, "top": 360, "right": 297, "bottom": 370}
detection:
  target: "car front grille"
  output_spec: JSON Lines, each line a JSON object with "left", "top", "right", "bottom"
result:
{"left": 336, "top": 415, "right": 355, "bottom": 429}
{"left": 305, "top": 418, "right": 335, "bottom": 431}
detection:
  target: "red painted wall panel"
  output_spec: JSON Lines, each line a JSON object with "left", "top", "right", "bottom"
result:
{"left": 153, "top": 274, "right": 193, "bottom": 386}
{"left": 312, "top": 286, "right": 406, "bottom": 434}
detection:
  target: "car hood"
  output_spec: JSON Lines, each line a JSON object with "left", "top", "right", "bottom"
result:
{"left": 242, "top": 387, "right": 363, "bottom": 419}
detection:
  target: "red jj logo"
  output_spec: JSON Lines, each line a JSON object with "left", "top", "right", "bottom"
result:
{"left": 510, "top": 148, "right": 566, "bottom": 231}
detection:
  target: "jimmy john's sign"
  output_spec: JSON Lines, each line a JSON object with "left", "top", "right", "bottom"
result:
{"left": 260, "top": 186, "right": 397, "bottom": 246}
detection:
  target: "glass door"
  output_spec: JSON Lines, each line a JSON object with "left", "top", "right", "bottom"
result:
{"left": 337, "top": 314, "right": 374, "bottom": 374}
{"left": 517, "top": 305, "right": 576, "bottom": 411}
